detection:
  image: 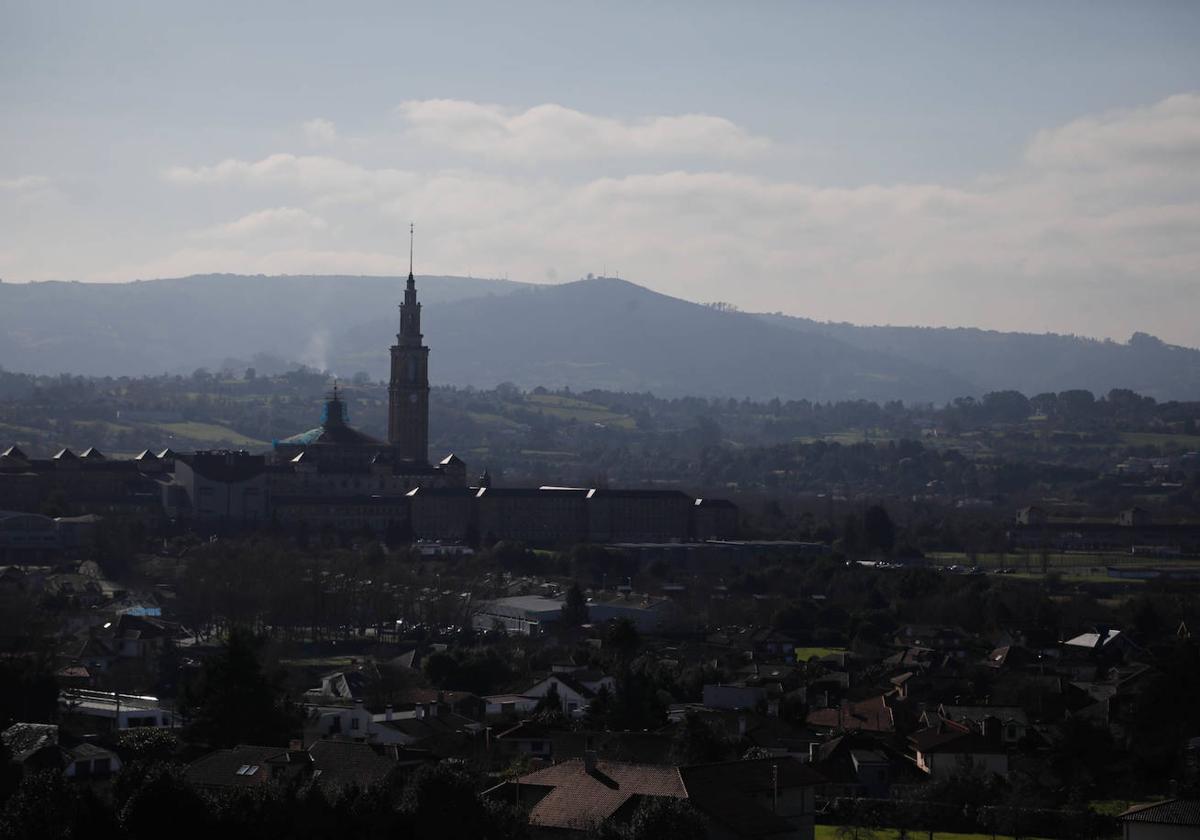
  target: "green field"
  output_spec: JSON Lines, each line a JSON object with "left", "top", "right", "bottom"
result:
{"left": 467, "top": 411, "right": 529, "bottom": 430}
{"left": 794, "top": 646, "right": 847, "bottom": 662}
{"left": 1121, "top": 431, "right": 1200, "bottom": 449}
{"left": 816, "top": 828, "right": 1051, "bottom": 840}
{"left": 793, "top": 429, "right": 897, "bottom": 446}
{"left": 153, "top": 421, "right": 267, "bottom": 447}
{"left": 527, "top": 394, "right": 637, "bottom": 429}
{"left": 924, "top": 551, "right": 1198, "bottom": 573}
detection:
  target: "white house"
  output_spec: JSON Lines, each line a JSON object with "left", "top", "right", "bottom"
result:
{"left": 1118, "top": 800, "right": 1200, "bottom": 840}
{"left": 483, "top": 694, "right": 540, "bottom": 718}
{"left": 1, "top": 723, "right": 122, "bottom": 779}
{"left": 308, "top": 700, "right": 408, "bottom": 745}
{"left": 59, "top": 690, "right": 179, "bottom": 731}
{"left": 523, "top": 672, "right": 616, "bottom": 718}
{"left": 308, "top": 699, "right": 484, "bottom": 748}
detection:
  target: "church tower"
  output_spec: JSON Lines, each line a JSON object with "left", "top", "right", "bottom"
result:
{"left": 387, "top": 224, "right": 430, "bottom": 462}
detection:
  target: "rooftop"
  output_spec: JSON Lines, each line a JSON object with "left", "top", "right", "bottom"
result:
{"left": 508, "top": 758, "right": 686, "bottom": 831}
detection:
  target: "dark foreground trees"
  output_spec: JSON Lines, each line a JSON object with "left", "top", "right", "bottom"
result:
{"left": 0, "top": 760, "right": 526, "bottom": 840}
{"left": 180, "top": 627, "right": 300, "bottom": 748}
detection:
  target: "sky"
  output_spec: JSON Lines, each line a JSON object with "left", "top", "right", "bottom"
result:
{"left": 1, "top": 1, "right": 1199, "bottom": 345}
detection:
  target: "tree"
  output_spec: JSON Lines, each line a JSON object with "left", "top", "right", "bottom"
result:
{"left": 118, "top": 763, "right": 210, "bottom": 840}
{"left": 116, "top": 729, "right": 180, "bottom": 764}
{"left": 862, "top": 505, "right": 896, "bottom": 555}
{"left": 535, "top": 682, "right": 564, "bottom": 716}
{"left": 400, "top": 762, "right": 505, "bottom": 840}
{"left": 0, "top": 770, "right": 119, "bottom": 840}
{"left": 670, "top": 712, "right": 730, "bottom": 765}
{"left": 561, "top": 583, "right": 589, "bottom": 628}
{"left": 585, "top": 684, "right": 615, "bottom": 729}
{"left": 596, "top": 796, "right": 709, "bottom": 840}
{"left": 0, "top": 654, "right": 58, "bottom": 727}
{"left": 607, "top": 619, "right": 641, "bottom": 662}
{"left": 181, "top": 627, "right": 299, "bottom": 747}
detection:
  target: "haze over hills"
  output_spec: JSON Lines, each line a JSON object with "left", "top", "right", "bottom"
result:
{"left": 0, "top": 274, "right": 528, "bottom": 377}
{"left": 1, "top": 273, "right": 1197, "bottom": 402}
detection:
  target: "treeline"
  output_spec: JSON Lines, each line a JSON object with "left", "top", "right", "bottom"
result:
{"left": 2, "top": 366, "right": 1197, "bottom": 453}
{"left": 1, "top": 366, "right": 1198, "bottom": 508}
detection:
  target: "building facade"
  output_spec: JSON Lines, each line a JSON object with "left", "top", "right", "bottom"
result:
{"left": 0, "top": 260, "right": 738, "bottom": 545}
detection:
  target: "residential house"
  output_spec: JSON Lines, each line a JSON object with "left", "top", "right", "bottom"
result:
{"left": 678, "top": 757, "right": 825, "bottom": 840}
{"left": 484, "top": 693, "right": 540, "bottom": 719}
{"left": 185, "top": 738, "right": 406, "bottom": 794}
{"left": 1, "top": 722, "right": 121, "bottom": 779}
{"left": 1117, "top": 799, "right": 1200, "bottom": 840}
{"left": 809, "top": 733, "right": 917, "bottom": 799}
{"left": 486, "top": 754, "right": 824, "bottom": 839}
{"left": 58, "top": 689, "right": 179, "bottom": 732}
{"left": 703, "top": 684, "right": 767, "bottom": 712}
{"left": 805, "top": 696, "right": 895, "bottom": 735}
{"left": 485, "top": 754, "right": 686, "bottom": 835}
{"left": 935, "top": 704, "right": 1029, "bottom": 746}
{"left": 523, "top": 671, "right": 617, "bottom": 718}
{"left": 909, "top": 720, "right": 1009, "bottom": 780}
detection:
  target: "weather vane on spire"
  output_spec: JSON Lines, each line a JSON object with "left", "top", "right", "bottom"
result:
{"left": 408, "top": 221, "right": 414, "bottom": 281}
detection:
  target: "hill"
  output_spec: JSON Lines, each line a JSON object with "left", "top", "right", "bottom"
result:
{"left": 333, "top": 277, "right": 972, "bottom": 402}
{"left": 759, "top": 314, "right": 1200, "bottom": 401}
{"left": 0, "top": 273, "right": 528, "bottom": 377}
{"left": 1, "top": 273, "right": 1197, "bottom": 401}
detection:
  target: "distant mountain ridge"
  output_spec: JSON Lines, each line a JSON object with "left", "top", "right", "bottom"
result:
{"left": 758, "top": 314, "right": 1200, "bottom": 400}
{"left": 0, "top": 273, "right": 1196, "bottom": 401}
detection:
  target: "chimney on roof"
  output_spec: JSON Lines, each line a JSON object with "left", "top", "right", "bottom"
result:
{"left": 289, "top": 739, "right": 303, "bottom": 751}
{"left": 415, "top": 703, "right": 426, "bottom": 720}
{"left": 428, "top": 701, "right": 439, "bottom": 718}
{"left": 583, "top": 750, "right": 598, "bottom": 773}
{"left": 738, "top": 714, "right": 748, "bottom": 737}
{"left": 385, "top": 705, "right": 393, "bottom": 722}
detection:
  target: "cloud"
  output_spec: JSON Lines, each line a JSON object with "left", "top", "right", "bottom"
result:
{"left": 104, "top": 94, "right": 1200, "bottom": 345}
{"left": 302, "top": 117, "right": 338, "bottom": 147}
{"left": 191, "top": 207, "right": 328, "bottom": 241}
{"left": 395, "top": 99, "right": 771, "bottom": 161}
{"left": 1025, "top": 93, "right": 1200, "bottom": 174}
{"left": 0, "top": 175, "right": 51, "bottom": 191}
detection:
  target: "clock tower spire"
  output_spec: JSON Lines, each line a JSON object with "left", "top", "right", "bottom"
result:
{"left": 388, "top": 223, "right": 430, "bottom": 462}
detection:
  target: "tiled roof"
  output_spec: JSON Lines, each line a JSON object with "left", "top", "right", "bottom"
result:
{"left": 1, "top": 723, "right": 58, "bottom": 763}
{"left": 184, "top": 745, "right": 307, "bottom": 789}
{"left": 496, "top": 720, "right": 557, "bottom": 741}
{"left": 910, "top": 723, "right": 1004, "bottom": 755}
{"left": 65, "top": 741, "right": 116, "bottom": 761}
{"left": 307, "top": 740, "right": 395, "bottom": 790}
{"left": 940, "top": 704, "right": 1028, "bottom": 725}
{"left": 1119, "top": 799, "right": 1200, "bottom": 825}
{"left": 514, "top": 758, "right": 686, "bottom": 831}
{"left": 376, "top": 710, "right": 480, "bottom": 741}
{"left": 806, "top": 696, "right": 894, "bottom": 733}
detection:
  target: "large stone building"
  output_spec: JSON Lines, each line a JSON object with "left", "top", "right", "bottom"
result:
{"left": 0, "top": 254, "right": 738, "bottom": 548}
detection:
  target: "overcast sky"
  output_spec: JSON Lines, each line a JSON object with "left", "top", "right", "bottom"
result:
{"left": 2, "top": 1, "right": 1199, "bottom": 345}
